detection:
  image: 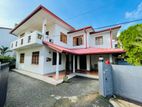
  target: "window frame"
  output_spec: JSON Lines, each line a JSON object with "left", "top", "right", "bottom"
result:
{"left": 28, "top": 36, "right": 31, "bottom": 43}
{"left": 20, "top": 53, "right": 25, "bottom": 63}
{"left": 73, "top": 35, "right": 83, "bottom": 46}
{"left": 21, "top": 39, "right": 23, "bottom": 45}
{"left": 60, "top": 32, "right": 67, "bottom": 44}
{"left": 32, "top": 51, "right": 40, "bottom": 65}
{"left": 20, "top": 33, "right": 25, "bottom": 38}
{"left": 52, "top": 52, "right": 62, "bottom": 65}
{"left": 95, "top": 36, "right": 103, "bottom": 45}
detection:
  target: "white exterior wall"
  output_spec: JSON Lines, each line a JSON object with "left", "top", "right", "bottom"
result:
{"left": 89, "top": 31, "right": 111, "bottom": 48}
{"left": 43, "top": 46, "right": 66, "bottom": 74}
{"left": 16, "top": 45, "right": 66, "bottom": 74}
{"left": 47, "top": 24, "right": 70, "bottom": 48}
{"left": 68, "top": 31, "right": 87, "bottom": 48}
{"left": 16, "top": 46, "right": 45, "bottom": 74}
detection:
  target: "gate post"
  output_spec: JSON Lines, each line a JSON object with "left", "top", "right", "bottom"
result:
{"left": 98, "top": 57, "right": 105, "bottom": 96}
{"left": 98, "top": 58, "right": 113, "bottom": 97}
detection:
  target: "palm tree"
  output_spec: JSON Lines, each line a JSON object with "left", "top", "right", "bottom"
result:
{"left": 0, "top": 45, "right": 12, "bottom": 56}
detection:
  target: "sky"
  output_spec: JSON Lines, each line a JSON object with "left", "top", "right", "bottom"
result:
{"left": 1, "top": 0, "right": 142, "bottom": 31}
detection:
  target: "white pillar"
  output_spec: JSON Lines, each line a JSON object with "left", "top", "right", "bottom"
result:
{"left": 73, "top": 55, "right": 75, "bottom": 73}
{"left": 109, "top": 54, "right": 113, "bottom": 63}
{"left": 86, "top": 55, "right": 90, "bottom": 71}
{"left": 77, "top": 56, "right": 80, "bottom": 69}
{"left": 42, "top": 18, "right": 47, "bottom": 35}
{"left": 56, "top": 52, "right": 59, "bottom": 80}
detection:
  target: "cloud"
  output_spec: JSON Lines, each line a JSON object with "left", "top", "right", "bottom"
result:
{"left": 125, "top": 2, "right": 142, "bottom": 19}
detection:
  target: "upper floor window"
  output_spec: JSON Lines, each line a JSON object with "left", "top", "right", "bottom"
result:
{"left": 15, "top": 41, "right": 17, "bottom": 47}
{"left": 60, "top": 32, "right": 67, "bottom": 44}
{"left": 52, "top": 52, "right": 62, "bottom": 65}
{"left": 20, "top": 53, "right": 25, "bottom": 63}
{"left": 20, "top": 33, "right": 25, "bottom": 38}
{"left": 32, "top": 51, "right": 39, "bottom": 65}
{"left": 46, "top": 31, "right": 49, "bottom": 35}
{"left": 28, "top": 36, "right": 31, "bottom": 43}
{"left": 37, "top": 34, "right": 42, "bottom": 39}
{"left": 95, "top": 36, "right": 103, "bottom": 45}
{"left": 73, "top": 35, "right": 83, "bottom": 46}
{"left": 21, "top": 39, "right": 23, "bottom": 45}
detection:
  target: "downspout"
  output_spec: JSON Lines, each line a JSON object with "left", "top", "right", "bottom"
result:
{"left": 84, "top": 29, "right": 88, "bottom": 48}
{"left": 110, "top": 29, "right": 112, "bottom": 48}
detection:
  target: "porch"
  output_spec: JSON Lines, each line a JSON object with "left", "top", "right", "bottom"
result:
{"left": 47, "top": 70, "right": 99, "bottom": 80}
{"left": 43, "top": 41, "right": 125, "bottom": 81}
{"left": 12, "top": 69, "right": 98, "bottom": 85}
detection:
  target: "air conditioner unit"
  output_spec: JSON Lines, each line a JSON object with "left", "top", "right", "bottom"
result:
{"left": 49, "top": 39, "right": 54, "bottom": 43}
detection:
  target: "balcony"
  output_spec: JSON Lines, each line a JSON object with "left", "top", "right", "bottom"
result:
{"left": 10, "top": 31, "right": 44, "bottom": 50}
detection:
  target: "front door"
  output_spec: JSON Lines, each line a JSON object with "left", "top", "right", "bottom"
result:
{"left": 79, "top": 55, "right": 86, "bottom": 69}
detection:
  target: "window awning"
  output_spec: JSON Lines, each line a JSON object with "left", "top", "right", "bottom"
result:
{"left": 43, "top": 41, "right": 125, "bottom": 55}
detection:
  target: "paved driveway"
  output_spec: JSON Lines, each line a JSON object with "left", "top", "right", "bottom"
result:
{"left": 5, "top": 72, "right": 99, "bottom": 107}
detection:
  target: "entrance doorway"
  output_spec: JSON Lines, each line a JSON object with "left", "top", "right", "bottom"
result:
{"left": 79, "top": 55, "right": 86, "bottom": 69}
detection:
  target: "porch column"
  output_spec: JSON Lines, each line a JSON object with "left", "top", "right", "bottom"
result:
{"left": 86, "top": 55, "right": 90, "bottom": 71}
{"left": 73, "top": 55, "right": 75, "bottom": 73}
{"left": 77, "top": 56, "right": 80, "bottom": 69}
{"left": 42, "top": 18, "right": 47, "bottom": 35}
{"left": 109, "top": 54, "right": 113, "bottom": 63}
{"left": 56, "top": 52, "right": 59, "bottom": 80}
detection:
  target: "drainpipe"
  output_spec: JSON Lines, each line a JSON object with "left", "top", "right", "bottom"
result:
{"left": 110, "top": 29, "right": 113, "bottom": 48}
{"left": 84, "top": 29, "right": 88, "bottom": 48}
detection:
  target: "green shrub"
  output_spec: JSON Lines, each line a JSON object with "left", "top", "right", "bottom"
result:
{"left": 63, "top": 76, "right": 69, "bottom": 83}
{"left": 0, "top": 56, "right": 16, "bottom": 69}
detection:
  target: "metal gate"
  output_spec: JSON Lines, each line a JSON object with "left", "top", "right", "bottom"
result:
{"left": 0, "top": 63, "right": 9, "bottom": 107}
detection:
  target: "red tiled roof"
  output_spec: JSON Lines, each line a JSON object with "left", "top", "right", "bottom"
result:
{"left": 43, "top": 41, "right": 125, "bottom": 55}
{"left": 10, "top": 5, "right": 75, "bottom": 34}
{"left": 68, "top": 26, "right": 94, "bottom": 34}
{"left": 90, "top": 26, "right": 121, "bottom": 34}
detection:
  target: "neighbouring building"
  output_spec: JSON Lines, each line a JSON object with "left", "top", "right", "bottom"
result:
{"left": 10, "top": 5, "right": 125, "bottom": 82}
{"left": 0, "top": 27, "right": 17, "bottom": 56}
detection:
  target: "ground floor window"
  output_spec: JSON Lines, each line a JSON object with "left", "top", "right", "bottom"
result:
{"left": 52, "top": 52, "right": 62, "bottom": 65}
{"left": 20, "top": 53, "right": 25, "bottom": 63}
{"left": 32, "top": 51, "right": 39, "bottom": 65}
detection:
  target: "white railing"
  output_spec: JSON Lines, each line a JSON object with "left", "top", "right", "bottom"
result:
{"left": 10, "top": 31, "right": 44, "bottom": 50}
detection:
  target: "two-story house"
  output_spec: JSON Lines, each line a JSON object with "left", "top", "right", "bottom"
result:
{"left": 10, "top": 5, "right": 125, "bottom": 83}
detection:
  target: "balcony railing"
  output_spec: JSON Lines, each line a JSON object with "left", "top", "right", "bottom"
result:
{"left": 10, "top": 31, "right": 44, "bottom": 50}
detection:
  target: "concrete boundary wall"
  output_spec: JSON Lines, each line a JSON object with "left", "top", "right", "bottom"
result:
{"left": 0, "top": 63, "right": 9, "bottom": 107}
{"left": 112, "top": 65, "right": 142, "bottom": 103}
{"left": 98, "top": 61, "right": 142, "bottom": 103}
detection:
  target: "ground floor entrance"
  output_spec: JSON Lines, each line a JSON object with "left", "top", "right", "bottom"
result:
{"left": 47, "top": 52, "right": 122, "bottom": 80}
{"left": 79, "top": 55, "right": 87, "bottom": 69}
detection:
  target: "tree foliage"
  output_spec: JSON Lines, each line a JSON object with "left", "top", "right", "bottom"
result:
{"left": 118, "top": 24, "right": 142, "bottom": 65}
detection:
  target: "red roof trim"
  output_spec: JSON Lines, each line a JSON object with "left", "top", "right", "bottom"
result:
{"left": 43, "top": 41, "right": 125, "bottom": 55}
{"left": 90, "top": 26, "right": 121, "bottom": 34}
{"left": 10, "top": 5, "right": 75, "bottom": 34}
{"left": 68, "top": 26, "right": 94, "bottom": 34}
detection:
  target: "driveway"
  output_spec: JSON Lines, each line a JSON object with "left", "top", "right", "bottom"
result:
{"left": 5, "top": 72, "right": 99, "bottom": 107}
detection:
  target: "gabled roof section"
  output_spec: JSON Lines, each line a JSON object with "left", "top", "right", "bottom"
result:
{"left": 10, "top": 5, "right": 75, "bottom": 34}
{"left": 68, "top": 26, "right": 94, "bottom": 34}
{"left": 90, "top": 26, "right": 121, "bottom": 34}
